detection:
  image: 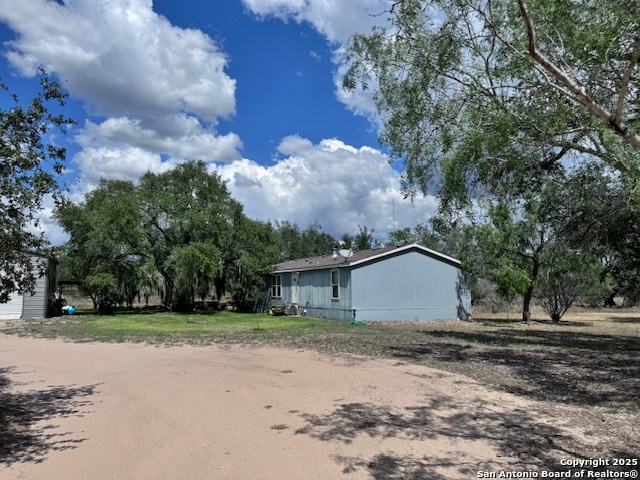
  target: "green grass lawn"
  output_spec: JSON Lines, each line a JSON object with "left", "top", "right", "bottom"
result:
{"left": 21, "top": 309, "right": 352, "bottom": 342}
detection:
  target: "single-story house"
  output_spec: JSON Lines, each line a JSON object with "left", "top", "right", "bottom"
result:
{"left": 0, "top": 255, "right": 57, "bottom": 320}
{"left": 267, "top": 243, "right": 471, "bottom": 322}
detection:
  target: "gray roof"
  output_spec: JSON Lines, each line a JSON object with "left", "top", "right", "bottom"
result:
{"left": 272, "top": 243, "right": 460, "bottom": 273}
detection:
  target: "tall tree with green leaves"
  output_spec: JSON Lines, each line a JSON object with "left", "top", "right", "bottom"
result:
{"left": 474, "top": 197, "right": 550, "bottom": 321}
{"left": 138, "top": 161, "right": 241, "bottom": 311}
{"left": 425, "top": 219, "right": 495, "bottom": 307}
{"left": 339, "top": 232, "right": 354, "bottom": 250}
{"left": 300, "top": 221, "right": 337, "bottom": 256}
{"left": 353, "top": 225, "right": 376, "bottom": 251}
{"left": 58, "top": 161, "right": 282, "bottom": 312}
{"left": 488, "top": 261, "right": 531, "bottom": 318}
{"left": 471, "top": 163, "right": 621, "bottom": 319}
{"left": 344, "top": 1, "right": 640, "bottom": 318}
{"left": 165, "top": 242, "right": 220, "bottom": 309}
{"left": 387, "top": 223, "right": 441, "bottom": 249}
{"left": 344, "top": 0, "right": 640, "bottom": 213}
{"left": 340, "top": 225, "right": 380, "bottom": 251}
{"left": 224, "top": 218, "right": 281, "bottom": 310}
{"left": 1, "top": 72, "right": 74, "bottom": 303}
{"left": 55, "top": 179, "right": 146, "bottom": 309}
{"left": 274, "top": 220, "right": 305, "bottom": 260}
{"left": 275, "top": 220, "right": 336, "bottom": 260}
{"left": 543, "top": 164, "right": 640, "bottom": 306}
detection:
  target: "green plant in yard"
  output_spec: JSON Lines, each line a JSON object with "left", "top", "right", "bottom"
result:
{"left": 488, "top": 261, "right": 530, "bottom": 320}
{"left": 83, "top": 273, "right": 119, "bottom": 314}
{"left": 537, "top": 245, "right": 607, "bottom": 322}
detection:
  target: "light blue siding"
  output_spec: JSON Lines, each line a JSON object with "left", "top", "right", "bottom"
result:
{"left": 351, "top": 251, "right": 470, "bottom": 321}
{"left": 297, "top": 269, "right": 352, "bottom": 321}
{"left": 270, "top": 247, "right": 471, "bottom": 322}
{"left": 269, "top": 272, "right": 292, "bottom": 304}
{"left": 269, "top": 269, "right": 353, "bottom": 321}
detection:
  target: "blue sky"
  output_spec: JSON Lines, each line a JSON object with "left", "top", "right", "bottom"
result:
{"left": 0, "top": 0, "right": 437, "bottom": 244}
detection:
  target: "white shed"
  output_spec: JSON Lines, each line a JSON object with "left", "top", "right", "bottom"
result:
{"left": 0, "top": 256, "right": 56, "bottom": 320}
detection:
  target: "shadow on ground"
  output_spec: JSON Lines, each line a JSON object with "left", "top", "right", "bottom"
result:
{"left": 0, "top": 367, "right": 98, "bottom": 465}
{"left": 385, "top": 328, "right": 640, "bottom": 410}
{"left": 294, "top": 395, "right": 640, "bottom": 478}
{"left": 332, "top": 453, "right": 453, "bottom": 480}
{"left": 610, "top": 316, "right": 640, "bottom": 324}
{"left": 475, "top": 318, "right": 594, "bottom": 328}
{"left": 294, "top": 397, "right": 580, "bottom": 478}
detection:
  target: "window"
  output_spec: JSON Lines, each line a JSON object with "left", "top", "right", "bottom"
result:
{"left": 331, "top": 269, "right": 339, "bottom": 300}
{"left": 271, "top": 274, "right": 282, "bottom": 298}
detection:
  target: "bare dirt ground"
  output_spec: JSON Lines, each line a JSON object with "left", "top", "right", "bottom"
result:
{"left": 0, "top": 333, "right": 602, "bottom": 480}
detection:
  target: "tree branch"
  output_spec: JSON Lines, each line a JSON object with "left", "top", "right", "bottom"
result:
{"left": 615, "top": 36, "right": 640, "bottom": 124}
{"left": 518, "top": 0, "right": 640, "bottom": 155}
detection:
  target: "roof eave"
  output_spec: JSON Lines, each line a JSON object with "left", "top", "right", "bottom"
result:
{"left": 271, "top": 243, "right": 461, "bottom": 273}
{"left": 273, "top": 262, "right": 350, "bottom": 273}
{"left": 348, "top": 243, "right": 461, "bottom": 267}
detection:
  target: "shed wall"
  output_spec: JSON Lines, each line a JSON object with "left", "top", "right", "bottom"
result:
{"left": 0, "top": 291, "right": 24, "bottom": 320}
{"left": 0, "top": 256, "right": 53, "bottom": 319}
{"left": 22, "top": 257, "right": 50, "bottom": 318}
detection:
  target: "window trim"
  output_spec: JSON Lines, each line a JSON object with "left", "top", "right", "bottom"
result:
{"left": 271, "top": 274, "right": 282, "bottom": 298}
{"left": 331, "top": 269, "right": 340, "bottom": 301}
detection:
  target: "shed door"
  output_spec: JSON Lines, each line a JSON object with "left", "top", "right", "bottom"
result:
{"left": 291, "top": 273, "right": 299, "bottom": 304}
{"left": 0, "top": 292, "right": 24, "bottom": 320}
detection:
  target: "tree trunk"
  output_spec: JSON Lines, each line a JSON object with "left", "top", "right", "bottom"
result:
{"left": 603, "top": 288, "right": 619, "bottom": 307}
{"left": 522, "top": 253, "right": 541, "bottom": 323}
{"left": 215, "top": 276, "right": 225, "bottom": 304}
{"left": 522, "top": 287, "right": 533, "bottom": 323}
{"left": 161, "top": 272, "right": 174, "bottom": 311}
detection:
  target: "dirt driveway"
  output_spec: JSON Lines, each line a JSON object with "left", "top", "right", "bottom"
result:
{"left": 0, "top": 334, "right": 587, "bottom": 479}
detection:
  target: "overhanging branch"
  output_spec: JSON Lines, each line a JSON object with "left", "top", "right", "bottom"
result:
{"left": 517, "top": 0, "right": 640, "bottom": 157}
{"left": 615, "top": 37, "right": 640, "bottom": 125}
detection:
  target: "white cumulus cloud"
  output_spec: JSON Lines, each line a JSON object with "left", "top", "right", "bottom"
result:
{"left": 243, "top": 0, "right": 390, "bottom": 44}
{"left": 213, "top": 135, "right": 437, "bottom": 240}
{"left": 0, "top": 0, "right": 245, "bottom": 198}
{"left": 73, "top": 145, "right": 174, "bottom": 187}
{"left": 79, "top": 115, "right": 243, "bottom": 163}
{"left": 0, "top": 0, "right": 236, "bottom": 121}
